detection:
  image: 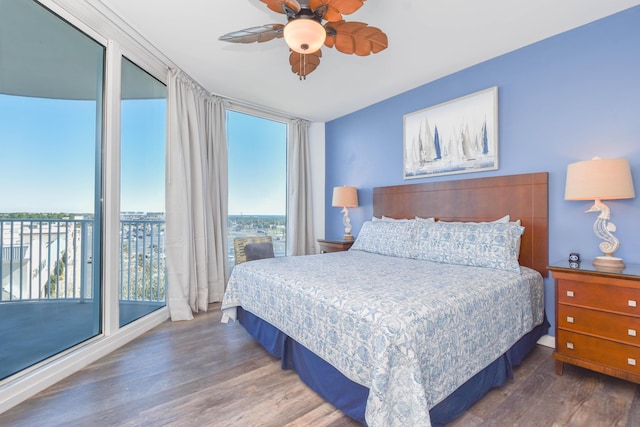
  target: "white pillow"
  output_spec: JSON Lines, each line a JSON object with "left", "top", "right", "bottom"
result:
{"left": 493, "top": 214, "right": 510, "bottom": 223}
{"left": 372, "top": 215, "right": 416, "bottom": 222}
{"left": 373, "top": 215, "right": 434, "bottom": 223}
{"left": 382, "top": 216, "right": 414, "bottom": 222}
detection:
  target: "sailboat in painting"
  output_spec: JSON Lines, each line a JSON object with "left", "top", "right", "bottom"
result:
{"left": 458, "top": 118, "right": 490, "bottom": 161}
{"left": 419, "top": 119, "right": 441, "bottom": 164}
{"left": 433, "top": 126, "right": 442, "bottom": 160}
{"left": 460, "top": 124, "right": 475, "bottom": 160}
{"left": 481, "top": 119, "right": 489, "bottom": 155}
{"left": 406, "top": 119, "right": 443, "bottom": 172}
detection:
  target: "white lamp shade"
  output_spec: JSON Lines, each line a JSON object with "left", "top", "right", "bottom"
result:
{"left": 565, "top": 157, "right": 635, "bottom": 201}
{"left": 283, "top": 19, "right": 326, "bottom": 54}
{"left": 332, "top": 186, "right": 358, "bottom": 207}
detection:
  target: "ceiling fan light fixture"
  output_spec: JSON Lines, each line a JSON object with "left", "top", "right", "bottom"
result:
{"left": 219, "top": 1, "right": 387, "bottom": 78}
{"left": 283, "top": 18, "right": 326, "bottom": 54}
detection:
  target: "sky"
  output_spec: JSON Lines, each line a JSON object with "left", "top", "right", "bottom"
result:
{"left": 121, "top": 99, "right": 166, "bottom": 213}
{"left": 0, "top": 95, "right": 98, "bottom": 213}
{"left": 227, "top": 110, "right": 287, "bottom": 216}
{"left": 0, "top": 94, "right": 286, "bottom": 216}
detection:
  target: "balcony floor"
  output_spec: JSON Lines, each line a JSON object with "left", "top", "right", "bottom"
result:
{"left": 0, "top": 300, "right": 164, "bottom": 381}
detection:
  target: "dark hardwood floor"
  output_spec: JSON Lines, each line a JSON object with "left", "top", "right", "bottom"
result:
{"left": 1, "top": 303, "right": 639, "bottom": 426}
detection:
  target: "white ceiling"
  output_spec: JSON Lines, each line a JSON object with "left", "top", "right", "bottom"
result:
{"left": 95, "top": 0, "right": 640, "bottom": 122}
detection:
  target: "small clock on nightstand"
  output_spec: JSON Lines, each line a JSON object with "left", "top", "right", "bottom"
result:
{"left": 317, "top": 239, "right": 354, "bottom": 254}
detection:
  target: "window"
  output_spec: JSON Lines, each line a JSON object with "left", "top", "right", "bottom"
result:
{"left": 119, "top": 57, "right": 167, "bottom": 327}
{"left": 226, "top": 110, "right": 287, "bottom": 265}
{"left": 0, "top": 0, "right": 104, "bottom": 380}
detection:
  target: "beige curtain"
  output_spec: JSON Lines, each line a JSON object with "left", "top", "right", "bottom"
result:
{"left": 287, "top": 119, "right": 316, "bottom": 255}
{"left": 165, "top": 69, "right": 228, "bottom": 321}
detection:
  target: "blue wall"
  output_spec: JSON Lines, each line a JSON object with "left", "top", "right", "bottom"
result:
{"left": 325, "top": 6, "right": 640, "bottom": 335}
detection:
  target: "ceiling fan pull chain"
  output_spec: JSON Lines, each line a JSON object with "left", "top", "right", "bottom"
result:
{"left": 298, "top": 52, "right": 305, "bottom": 80}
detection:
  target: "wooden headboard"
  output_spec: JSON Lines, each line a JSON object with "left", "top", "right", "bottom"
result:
{"left": 373, "top": 172, "right": 549, "bottom": 277}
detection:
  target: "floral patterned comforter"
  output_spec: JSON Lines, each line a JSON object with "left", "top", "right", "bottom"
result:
{"left": 221, "top": 250, "right": 544, "bottom": 427}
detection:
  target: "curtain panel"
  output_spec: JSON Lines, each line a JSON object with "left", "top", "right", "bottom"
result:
{"left": 165, "top": 69, "right": 228, "bottom": 321}
{"left": 287, "top": 119, "right": 316, "bottom": 256}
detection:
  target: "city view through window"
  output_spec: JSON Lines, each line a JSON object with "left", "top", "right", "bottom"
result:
{"left": 227, "top": 110, "right": 287, "bottom": 264}
{"left": 1, "top": 109, "right": 288, "bottom": 289}
{"left": 0, "top": 1, "right": 288, "bottom": 383}
{"left": 1, "top": 108, "right": 288, "bottom": 300}
{"left": 1, "top": 107, "right": 288, "bottom": 304}
{"left": 0, "top": 102, "right": 286, "bottom": 381}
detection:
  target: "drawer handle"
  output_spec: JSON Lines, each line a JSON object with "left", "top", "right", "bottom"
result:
{"left": 566, "top": 290, "right": 574, "bottom": 297}
{"left": 566, "top": 316, "right": 574, "bottom": 324}
{"left": 566, "top": 342, "right": 574, "bottom": 350}
{"left": 630, "top": 329, "right": 637, "bottom": 337}
{"left": 629, "top": 300, "right": 637, "bottom": 308}
{"left": 629, "top": 358, "right": 637, "bottom": 366}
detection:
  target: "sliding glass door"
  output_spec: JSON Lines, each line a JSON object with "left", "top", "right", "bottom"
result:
{"left": 119, "top": 57, "right": 167, "bottom": 327}
{"left": 0, "top": 0, "right": 104, "bottom": 380}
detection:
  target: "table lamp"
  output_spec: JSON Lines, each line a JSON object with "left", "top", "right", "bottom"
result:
{"left": 332, "top": 186, "right": 358, "bottom": 241}
{"left": 564, "top": 157, "right": 635, "bottom": 269}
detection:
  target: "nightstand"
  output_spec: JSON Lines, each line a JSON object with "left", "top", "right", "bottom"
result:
{"left": 317, "top": 239, "right": 354, "bottom": 253}
{"left": 548, "top": 261, "right": 640, "bottom": 384}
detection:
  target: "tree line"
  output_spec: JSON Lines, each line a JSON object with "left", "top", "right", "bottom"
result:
{"left": 0, "top": 212, "right": 88, "bottom": 219}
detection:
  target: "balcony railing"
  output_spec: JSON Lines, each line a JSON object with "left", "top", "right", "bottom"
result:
{"left": 1, "top": 218, "right": 166, "bottom": 303}
{"left": 120, "top": 219, "right": 166, "bottom": 302}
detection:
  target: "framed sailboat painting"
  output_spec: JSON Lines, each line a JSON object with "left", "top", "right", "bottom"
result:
{"left": 403, "top": 86, "right": 498, "bottom": 179}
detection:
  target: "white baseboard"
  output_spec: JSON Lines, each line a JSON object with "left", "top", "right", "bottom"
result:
{"left": 537, "top": 334, "right": 555, "bottom": 348}
{"left": 0, "top": 307, "right": 169, "bottom": 414}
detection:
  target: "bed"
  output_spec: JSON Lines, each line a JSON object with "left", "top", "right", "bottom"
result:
{"left": 222, "top": 172, "right": 549, "bottom": 426}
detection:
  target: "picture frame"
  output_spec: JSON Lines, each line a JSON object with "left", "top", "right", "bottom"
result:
{"left": 403, "top": 86, "right": 498, "bottom": 179}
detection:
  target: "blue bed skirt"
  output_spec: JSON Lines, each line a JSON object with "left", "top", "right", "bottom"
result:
{"left": 238, "top": 307, "right": 549, "bottom": 426}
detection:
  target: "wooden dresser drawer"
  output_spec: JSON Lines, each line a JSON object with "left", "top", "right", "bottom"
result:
{"left": 557, "top": 330, "right": 640, "bottom": 375}
{"left": 550, "top": 262, "right": 640, "bottom": 384}
{"left": 557, "top": 279, "right": 640, "bottom": 316}
{"left": 558, "top": 304, "right": 640, "bottom": 346}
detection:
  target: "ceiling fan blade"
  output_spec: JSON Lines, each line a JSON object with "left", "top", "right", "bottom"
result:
{"left": 260, "top": 0, "right": 301, "bottom": 14}
{"left": 219, "top": 24, "right": 285, "bottom": 44}
{"left": 309, "top": 0, "right": 365, "bottom": 22}
{"left": 289, "top": 49, "right": 322, "bottom": 79}
{"left": 324, "top": 21, "right": 387, "bottom": 55}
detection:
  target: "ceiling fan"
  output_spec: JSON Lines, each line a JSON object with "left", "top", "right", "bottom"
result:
{"left": 219, "top": 0, "right": 388, "bottom": 79}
